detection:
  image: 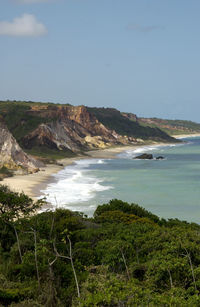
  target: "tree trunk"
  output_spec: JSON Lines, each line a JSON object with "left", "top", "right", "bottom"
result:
{"left": 67, "top": 235, "right": 80, "bottom": 298}
{"left": 185, "top": 248, "right": 197, "bottom": 292}
{"left": 167, "top": 268, "right": 173, "bottom": 288}
{"left": 33, "top": 229, "right": 40, "bottom": 287}
{"left": 13, "top": 225, "right": 23, "bottom": 263}
{"left": 121, "top": 249, "right": 130, "bottom": 280}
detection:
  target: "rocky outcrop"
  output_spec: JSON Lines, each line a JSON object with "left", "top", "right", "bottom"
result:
{"left": 156, "top": 156, "right": 164, "bottom": 160}
{"left": 134, "top": 154, "right": 165, "bottom": 160}
{"left": 0, "top": 121, "right": 43, "bottom": 173}
{"left": 135, "top": 153, "right": 153, "bottom": 160}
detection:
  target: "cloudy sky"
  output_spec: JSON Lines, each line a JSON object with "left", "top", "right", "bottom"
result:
{"left": 1, "top": 0, "right": 200, "bottom": 121}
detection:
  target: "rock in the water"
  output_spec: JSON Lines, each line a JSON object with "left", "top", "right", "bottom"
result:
{"left": 156, "top": 156, "right": 164, "bottom": 160}
{"left": 134, "top": 153, "right": 153, "bottom": 160}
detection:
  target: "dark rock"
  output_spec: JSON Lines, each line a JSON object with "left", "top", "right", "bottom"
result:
{"left": 156, "top": 156, "right": 164, "bottom": 160}
{"left": 134, "top": 153, "right": 153, "bottom": 160}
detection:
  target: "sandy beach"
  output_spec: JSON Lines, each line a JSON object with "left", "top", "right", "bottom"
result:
{"left": 2, "top": 145, "right": 137, "bottom": 200}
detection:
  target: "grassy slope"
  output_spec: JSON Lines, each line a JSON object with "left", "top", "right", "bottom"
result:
{"left": 88, "top": 107, "right": 176, "bottom": 141}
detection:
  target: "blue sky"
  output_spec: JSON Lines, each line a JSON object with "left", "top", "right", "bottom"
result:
{"left": 1, "top": 0, "right": 200, "bottom": 121}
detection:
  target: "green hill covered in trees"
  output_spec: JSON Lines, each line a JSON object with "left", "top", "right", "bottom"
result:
{"left": 1, "top": 186, "right": 200, "bottom": 306}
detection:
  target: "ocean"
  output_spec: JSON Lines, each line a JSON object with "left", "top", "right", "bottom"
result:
{"left": 40, "top": 136, "right": 200, "bottom": 223}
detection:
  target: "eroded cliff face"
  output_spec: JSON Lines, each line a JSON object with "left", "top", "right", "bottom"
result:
{"left": 22, "top": 105, "right": 126, "bottom": 152}
{"left": 0, "top": 102, "right": 177, "bottom": 161}
{"left": 0, "top": 121, "right": 43, "bottom": 173}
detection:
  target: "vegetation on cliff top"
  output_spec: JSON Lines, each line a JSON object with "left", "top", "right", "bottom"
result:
{"left": 88, "top": 107, "right": 176, "bottom": 141}
{"left": 1, "top": 186, "right": 200, "bottom": 306}
{"left": 0, "top": 101, "right": 177, "bottom": 151}
{"left": 138, "top": 117, "right": 200, "bottom": 136}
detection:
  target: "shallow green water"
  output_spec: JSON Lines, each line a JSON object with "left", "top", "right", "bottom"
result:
{"left": 41, "top": 137, "right": 200, "bottom": 223}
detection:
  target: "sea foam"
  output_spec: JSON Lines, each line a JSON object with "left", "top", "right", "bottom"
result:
{"left": 39, "top": 159, "right": 112, "bottom": 210}
{"left": 118, "top": 144, "right": 165, "bottom": 159}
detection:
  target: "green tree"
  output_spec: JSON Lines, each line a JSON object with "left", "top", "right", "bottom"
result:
{"left": 0, "top": 185, "right": 44, "bottom": 262}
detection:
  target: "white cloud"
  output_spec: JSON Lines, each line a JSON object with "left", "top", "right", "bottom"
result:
{"left": 0, "top": 14, "right": 47, "bottom": 37}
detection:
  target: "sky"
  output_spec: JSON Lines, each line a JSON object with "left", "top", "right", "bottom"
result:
{"left": 1, "top": 0, "right": 200, "bottom": 122}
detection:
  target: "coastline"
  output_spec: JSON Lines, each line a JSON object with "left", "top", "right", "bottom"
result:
{"left": 173, "top": 133, "right": 200, "bottom": 139}
{"left": 2, "top": 145, "right": 137, "bottom": 200}
{"left": 2, "top": 133, "right": 199, "bottom": 201}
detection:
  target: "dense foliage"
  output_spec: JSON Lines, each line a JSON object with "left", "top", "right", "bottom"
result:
{"left": 1, "top": 187, "right": 200, "bottom": 306}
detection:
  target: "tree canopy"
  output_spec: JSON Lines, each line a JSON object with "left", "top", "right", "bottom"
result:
{"left": 0, "top": 192, "right": 200, "bottom": 306}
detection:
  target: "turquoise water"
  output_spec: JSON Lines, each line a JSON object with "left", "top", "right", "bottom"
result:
{"left": 41, "top": 137, "right": 200, "bottom": 223}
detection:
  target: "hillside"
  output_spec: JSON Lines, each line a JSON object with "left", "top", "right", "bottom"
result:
{"left": 0, "top": 101, "right": 177, "bottom": 163}
{"left": 88, "top": 107, "right": 176, "bottom": 141}
{"left": 138, "top": 117, "right": 200, "bottom": 136}
{"left": 120, "top": 111, "right": 200, "bottom": 136}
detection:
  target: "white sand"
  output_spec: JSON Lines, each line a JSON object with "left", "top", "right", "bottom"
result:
{"left": 2, "top": 145, "right": 137, "bottom": 200}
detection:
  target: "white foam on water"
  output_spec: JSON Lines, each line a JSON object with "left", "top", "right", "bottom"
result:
{"left": 118, "top": 144, "right": 164, "bottom": 159}
{"left": 97, "top": 159, "right": 106, "bottom": 164}
{"left": 39, "top": 159, "right": 113, "bottom": 210}
{"left": 118, "top": 143, "right": 182, "bottom": 159}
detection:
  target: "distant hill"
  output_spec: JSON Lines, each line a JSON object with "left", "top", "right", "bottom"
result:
{"left": 138, "top": 117, "right": 200, "bottom": 136}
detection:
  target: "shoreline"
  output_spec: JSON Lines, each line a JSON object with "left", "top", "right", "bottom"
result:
{"left": 173, "top": 133, "right": 200, "bottom": 139}
{"left": 2, "top": 133, "right": 199, "bottom": 201}
{"left": 2, "top": 145, "right": 138, "bottom": 200}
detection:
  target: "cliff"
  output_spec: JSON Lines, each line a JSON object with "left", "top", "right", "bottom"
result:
{"left": 0, "top": 120, "right": 43, "bottom": 174}
{"left": 20, "top": 105, "right": 122, "bottom": 154}
{"left": 0, "top": 101, "right": 179, "bottom": 162}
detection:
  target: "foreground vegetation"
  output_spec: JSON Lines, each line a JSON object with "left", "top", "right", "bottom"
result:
{"left": 1, "top": 186, "right": 200, "bottom": 306}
